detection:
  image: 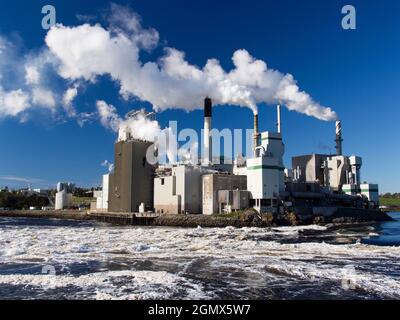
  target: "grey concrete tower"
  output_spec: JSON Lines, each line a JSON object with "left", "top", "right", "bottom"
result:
{"left": 108, "top": 139, "right": 155, "bottom": 212}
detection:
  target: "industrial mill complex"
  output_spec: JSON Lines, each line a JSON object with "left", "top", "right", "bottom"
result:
{"left": 86, "top": 98, "right": 382, "bottom": 222}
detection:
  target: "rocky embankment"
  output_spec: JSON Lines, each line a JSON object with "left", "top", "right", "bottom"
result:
{"left": 0, "top": 207, "right": 393, "bottom": 228}
{"left": 152, "top": 208, "right": 393, "bottom": 228}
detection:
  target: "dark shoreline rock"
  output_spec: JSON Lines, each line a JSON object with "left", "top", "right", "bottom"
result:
{"left": 0, "top": 208, "right": 394, "bottom": 228}
{"left": 0, "top": 210, "right": 92, "bottom": 221}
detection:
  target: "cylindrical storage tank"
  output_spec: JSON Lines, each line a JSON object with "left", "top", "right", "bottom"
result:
{"left": 55, "top": 191, "right": 65, "bottom": 210}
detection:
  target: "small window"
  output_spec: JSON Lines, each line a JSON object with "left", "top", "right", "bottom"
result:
{"left": 161, "top": 178, "right": 165, "bottom": 185}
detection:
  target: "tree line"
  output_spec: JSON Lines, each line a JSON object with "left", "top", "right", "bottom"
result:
{"left": 381, "top": 193, "right": 400, "bottom": 199}
{"left": 0, "top": 191, "right": 50, "bottom": 210}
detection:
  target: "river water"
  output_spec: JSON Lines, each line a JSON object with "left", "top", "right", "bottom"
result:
{"left": 0, "top": 213, "right": 399, "bottom": 300}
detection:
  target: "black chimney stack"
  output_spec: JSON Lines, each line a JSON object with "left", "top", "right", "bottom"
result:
{"left": 204, "top": 97, "right": 212, "bottom": 117}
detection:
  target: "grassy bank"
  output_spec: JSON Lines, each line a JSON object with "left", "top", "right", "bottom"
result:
{"left": 380, "top": 197, "right": 400, "bottom": 207}
{"left": 0, "top": 210, "right": 92, "bottom": 221}
{"left": 72, "top": 196, "right": 94, "bottom": 206}
{"left": 379, "top": 197, "right": 400, "bottom": 212}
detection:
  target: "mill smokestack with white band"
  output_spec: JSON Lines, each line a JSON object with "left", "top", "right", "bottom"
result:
{"left": 335, "top": 120, "right": 343, "bottom": 155}
{"left": 277, "top": 104, "right": 282, "bottom": 134}
{"left": 204, "top": 97, "right": 212, "bottom": 165}
{"left": 253, "top": 114, "right": 260, "bottom": 157}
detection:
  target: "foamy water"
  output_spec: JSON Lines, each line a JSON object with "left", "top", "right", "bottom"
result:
{"left": 0, "top": 216, "right": 399, "bottom": 300}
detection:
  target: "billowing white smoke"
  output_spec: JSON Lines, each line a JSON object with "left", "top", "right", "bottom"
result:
{"left": 96, "top": 100, "right": 178, "bottom": 163}
{"left": 96, "top": 100, "right": 162, "bottom": 142}
{"left": 45, "top": 5, "right": 337, "bottom": 121}
{"left": 96, "top": 100, "right": 121, "bottom": 133}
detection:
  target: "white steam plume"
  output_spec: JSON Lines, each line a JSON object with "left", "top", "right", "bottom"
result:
{"left": 96, "top": 100, "right": 178, "bottom": 163}
{"left": 45, "top": 6, "right": 337, "bottom": 120}
{"left": 96, "top": 100, "right": 162, "bottom": 142}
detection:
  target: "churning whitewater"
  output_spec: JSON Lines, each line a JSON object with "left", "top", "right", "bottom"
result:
{"left": 0, "top": 216, "right": 399, "bottom": 300}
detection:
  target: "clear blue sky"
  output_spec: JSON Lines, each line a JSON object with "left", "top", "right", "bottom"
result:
{"left": 0, "top": 0, "right": 399, "bottom": 192}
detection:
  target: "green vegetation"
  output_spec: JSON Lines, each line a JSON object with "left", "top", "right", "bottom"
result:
{"left": 73, "top": 187, "right": 94, "bottom": 198}
{"left": 0, "top": 191, "right": 49, "bottom": 209}
{"left": 214, "top": 211, "right": 246, "bottom": 219}
{"left": 72, "top": 196, "right": 95, "bottom": 206}
{"left": 380, "top": 197, "right": 400, "bottom": 207}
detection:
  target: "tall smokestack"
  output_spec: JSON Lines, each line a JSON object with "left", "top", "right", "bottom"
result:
{"left": 335, "top": 120, "right": 343, "bottom": 155}
{"left": 253, "top": 114, "right": 260, "bottom": 157}
{"left": 277, "top": 104, "right": 281, "bottom": 134}
{"left": 204, "top": 97, "right": 212, "bottom": 165}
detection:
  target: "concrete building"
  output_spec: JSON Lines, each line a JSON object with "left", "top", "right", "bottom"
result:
{"left": 108, "top": 139, "right": 155, "bottom": 213}
{"left": 202, "top": 173, "right": 247, "bottom": 215}
{"left": 217, "top": 190, "right": 250, "bottom": 214}
{"left": 291, "top": 121, "right": 379, "bottom": 206}
{"left": 154, "top": 165, "right": 206, "bottom": 214}
{"left": 321, "top": 155, "right": 350, "bottom": 191}
{"left": 293, "top": 154, "right": 358, "bottom": 191}
{"left": 292, "top": 154, "right": 328, "bottom": 184}
{"left": 292, "top": 123, "right": 364, "bottom": 192}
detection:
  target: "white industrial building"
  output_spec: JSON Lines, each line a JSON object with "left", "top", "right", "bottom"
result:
{"left": 55, "top": 182, "right": 74, "bottom": 210}
{"left": 154, "top": 165, "right": 206, "bottom": 214}
{"left": 343, "top": 183, "right": 379, "bottom": 206}
{"left": 93, "top": 174, "right": 110, "bottom": 212}
{"left": 246, "top": 106, "right": 286, "bottom": 212}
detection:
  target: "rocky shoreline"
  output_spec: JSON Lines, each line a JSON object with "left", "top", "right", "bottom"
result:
{"left": 0, "top": 207, "right": 393, "bottom": 228}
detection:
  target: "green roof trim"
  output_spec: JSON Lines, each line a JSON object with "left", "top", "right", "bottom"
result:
{"left": 343, "top": 188, "right": 379, "bottom": 193}
{"left": 247, "top": 165, "right": 285, "bottom": 171}
{"left": 261, "top": 137, "right": 282, "bottom": 141}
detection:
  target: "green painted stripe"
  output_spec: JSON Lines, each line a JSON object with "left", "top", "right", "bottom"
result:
{"left": 247, "top": 165, "right": 285, "bottom": 171}
{"left": 343, "top": 188, "right": 378, "bottom": 193}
